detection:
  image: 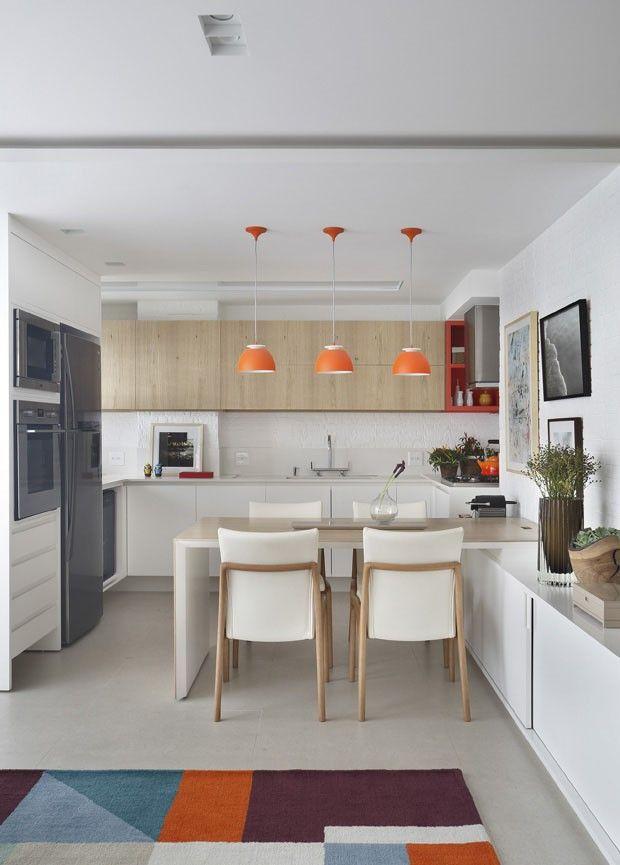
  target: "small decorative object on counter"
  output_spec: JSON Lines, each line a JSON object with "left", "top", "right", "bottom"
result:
{"left": 569, "top": 528, "right": 620, "bottom": 586}
{"left": 143, "top": 463, "right": 152, "bottom": 478}
{"left": 428, "top": 446, "right": 459, "bottom": 481}
{"left": 525, "top": 444, "right": 601, "bottom": 585}
{"left": 370, "top": 460, "right": 405, "bottom": 523}
{"left": 153, "top": 463, "right": 163, "bottom": 478}
{"left": 477, "top": 455, "right": 499, "bottom": 477}
{"left": 456, "top": 433, "right": 484, "bottom": 480}
{"left": 478, "top": 390, "right": 493, "bottom": 406}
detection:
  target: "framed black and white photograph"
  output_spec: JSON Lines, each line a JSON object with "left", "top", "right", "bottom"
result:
{"left": 547, "top": 417, "right": 583, "bottom": 450}
{"left": 150, "top": 424, "right": 203, "bottom": 475}
{"left": 540, "top": 299, "right": 591, "bottom": 401}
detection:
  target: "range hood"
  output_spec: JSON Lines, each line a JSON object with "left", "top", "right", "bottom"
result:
{"left": 464, "top": 305, "right": 500, "bottom": 387}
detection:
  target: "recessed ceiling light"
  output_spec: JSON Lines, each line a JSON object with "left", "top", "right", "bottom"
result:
{"left": 198, "top": 14, "right": 248, "bottom": 55}
{"left": 105, "top": 261, "right": 126, "bottom": 267}
{"left": 60, "top": 228, "right": 85, "bottom": 235}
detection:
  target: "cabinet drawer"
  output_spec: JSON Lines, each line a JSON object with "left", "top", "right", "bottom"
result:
{"left": 11, "top": 548, "right": 58, "bottom": 597}
{"left": 11, "top": 604, "right": 58, "bottom": 659}
{"left": 12, "top": 576, "right": 57, "bottom": 630}
{"left": 11, "top": 517, "right": 58, "bottom": 563}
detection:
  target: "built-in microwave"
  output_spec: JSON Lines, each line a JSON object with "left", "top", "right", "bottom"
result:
{"left": 14, "top": 309, "right": 61, "bottom": 392}
{"left": 14, "top": 401, "right": 62, "bottom": 520}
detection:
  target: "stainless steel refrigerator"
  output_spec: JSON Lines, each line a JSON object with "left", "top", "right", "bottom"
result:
{"left": 61, "top": 324, "right": 103, "bottom": 645}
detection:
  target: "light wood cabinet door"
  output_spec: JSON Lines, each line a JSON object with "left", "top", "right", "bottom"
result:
{"left": 101, "top": 320, "right": 136, "bottom": 410}
{"left": 135, "top": 321, "right": 220, "bottom": 410}
{"left": 219, "top": 320, "right": 445, "bottom": 411}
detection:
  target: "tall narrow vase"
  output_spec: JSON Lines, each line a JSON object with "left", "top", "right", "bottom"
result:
{"left": 538, "top": 498, "right": 584, "bottom": 586}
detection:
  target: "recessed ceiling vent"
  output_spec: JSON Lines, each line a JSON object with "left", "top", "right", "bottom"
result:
{"left": 60, "top": 228, "right": 85, "bottom": 235}
{"left": 198, "top": 14, "right": 248, "bottom": 56}
{"left": 105, "top": 261, "right": 126, "bottom": 267}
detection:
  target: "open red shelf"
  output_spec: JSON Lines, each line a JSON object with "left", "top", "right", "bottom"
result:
{"left": 445, "top": 321, "right": 499, "bottom": 413}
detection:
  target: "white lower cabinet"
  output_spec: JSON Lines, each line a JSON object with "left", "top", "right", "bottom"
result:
{"left": 196, "top": 484, "right": 266, "bottom": 577}
{"left": 462, "top": 550, "right": 532, "bottom": 728}
{"left": 265, "top": 483, "right": 330, "bottom": 512}
{"left": 127, "top": 485, "right": 197, "bottom": 577}
{"left": 533, "top": 599, "right": 620, "bottom": 852}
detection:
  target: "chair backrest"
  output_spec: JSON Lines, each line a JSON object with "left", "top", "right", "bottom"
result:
{"left": 249, "top": 500, "right": 323, "bottom": 519}
{"left": 353, "top": 500, "right": 427, "bottom": 520}
{"left": 218, "top": 528, "right": 319, "bottom": 642}
{"left": 362, "top": 527, "right": 463, "bottom": 641}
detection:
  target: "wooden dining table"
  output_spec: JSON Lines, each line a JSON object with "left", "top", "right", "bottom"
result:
{"left": 173, "top": 516, "right": 537, "bottom": 699}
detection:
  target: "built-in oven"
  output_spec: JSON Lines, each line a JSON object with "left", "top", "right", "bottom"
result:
{"left": 14, "top": 401, "right": 62, "bottom": 520}
{"left": 14, "top": 309, "right": 61, "bottom": 392}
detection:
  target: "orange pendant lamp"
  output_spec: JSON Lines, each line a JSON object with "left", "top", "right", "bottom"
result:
{"left": 315, "top": 226, "right": 354, "bottom": 374}
{"left": 392, "top": 227, "right": 431, "bottom": 376}
{"left": 236, "top": 225, "right": 276, "bottom": 374}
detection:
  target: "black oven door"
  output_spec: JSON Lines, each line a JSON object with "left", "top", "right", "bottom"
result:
{"left": 15, "top": 424, "right": 62, "bottom": 520}
{"left": 15, "top": 310, "right": 61, "bottom": 392}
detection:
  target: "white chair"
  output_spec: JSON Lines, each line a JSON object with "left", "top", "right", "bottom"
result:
{"left": 350, "top": 526, "right": 470, "bottom": 722}
{"left": 248, "top": 500, "right": 333, "bottom": 672}
{"left": 215, "top": 528, "right": 326, "bottom": 721}
{"left": 348, "top": 500, "right": 428, "bottom": 679}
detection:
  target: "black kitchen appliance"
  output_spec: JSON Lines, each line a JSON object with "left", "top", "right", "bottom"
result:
{"left": 61, "top": 324, "right": 103, "bottom": 645}
{"left": 14, "top": 309, "right": 61, "bottom": 392}
{"left": 14, "top": 400, "right": 62, "bottom": 520}
{"left": 468, "top": 495, "right": 517, "bottom": 518}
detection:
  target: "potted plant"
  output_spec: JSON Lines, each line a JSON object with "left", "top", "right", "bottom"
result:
{"left": 569, "top": 527, "right": 620, "bottom": 586}
{"left": 456, "top": 434, "right": 484, "bottom": 480}
{"left": 428, "top": 446, "right": 459, "bottom": 480}
{"left": 525, "top": 444, "right": 601, "bottom": 584}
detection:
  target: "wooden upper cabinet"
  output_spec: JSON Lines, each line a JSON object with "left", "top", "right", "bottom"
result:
{"left": 101, "top": 320, "right": 136, "bottom": 410}
{"left": 135, "top": 321, "right": 220, "bottom": 410}
{"left": 219, "top": 320, "right": 445, "bottom": 411}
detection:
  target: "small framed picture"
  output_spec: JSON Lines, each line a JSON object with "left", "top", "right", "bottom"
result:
{"left": 540, "top": 299, "right": 591, "bottom": 401}
{"left": 150, "top": 424, "right": 203, "bottom": 475}
{"left": 547, "top": 417, "right": 583, "bottom": 450}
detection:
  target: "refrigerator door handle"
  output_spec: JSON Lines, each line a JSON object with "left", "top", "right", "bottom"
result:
{"left": 62, "top": 334, "right": 76, "bottom": 429}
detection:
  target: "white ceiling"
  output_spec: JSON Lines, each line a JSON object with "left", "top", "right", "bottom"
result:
{"left": 2, "top": 1, "right": 620, "bottom": 145}
{"left": 0, "top": 149, "right": 616, "bottom": 304}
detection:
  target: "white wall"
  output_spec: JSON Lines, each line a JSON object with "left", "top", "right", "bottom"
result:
{"left": 102, "top": 412, "right": 220, "bottom": 477}
{"left": 103, "top": 409, "right": 499, "bottom": 478}
{"left": 0, "top": 212, "right": 11, "bottom": 689}
{"left": 500, "top": 167, "right": 620, "bottom": 526}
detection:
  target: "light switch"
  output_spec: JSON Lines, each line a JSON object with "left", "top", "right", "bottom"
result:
{"left": 235, "top": 451, "right": 250, "bottom": 466}
{"left": 109, "top": 450, "right": 125, "bottom": 467}
{"left": 408, "top": 450, "right": 423, "bottom": 467}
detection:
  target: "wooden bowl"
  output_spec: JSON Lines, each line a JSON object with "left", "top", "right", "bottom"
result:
{"left": 569, "top": 535, "right": 620, "bottom": 585}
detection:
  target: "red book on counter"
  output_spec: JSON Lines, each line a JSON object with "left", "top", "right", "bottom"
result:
{"left": 178, "top": 471, "right": 214, "bottom": 479}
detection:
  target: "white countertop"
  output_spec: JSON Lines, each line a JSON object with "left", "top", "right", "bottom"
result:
{"left": 481, "top": 545, "right": 620, "bottom": 661}
{"left": 102, "top": 473, "right": 500, "bottom": 491}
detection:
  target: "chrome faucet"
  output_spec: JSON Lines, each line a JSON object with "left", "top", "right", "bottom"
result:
{"left": 327, "top": 434, "right": 333, "bottom": 469}
{"left": 309, "top": 433, "right": 350, "bottom": 476}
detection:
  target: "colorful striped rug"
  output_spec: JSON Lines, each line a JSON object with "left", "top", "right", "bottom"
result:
{"left": 0, "top": 769, "right": 500, "bottom": 863}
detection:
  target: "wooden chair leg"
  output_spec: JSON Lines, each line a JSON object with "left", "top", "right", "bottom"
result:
{"left": 313, "top": 568, "right": 326, "bottom": 721}
{"left": 358, "top": 568, "right": 370, "bottom": 721}
{"left": 322, "top": 599, "right": 330, "bottom": 683}
{"left": 455, "top": 565, "right": 471, "bottom": 722}
{"left": 223, "top": 638, "right": 230, "bottom": 683}
{"left": 232, "top": 638, "right": 239, "bottom": 669}
{"left": 213, "top": 570, "right": 228, "bottom": 722}
{"left": 448, "top": 637, "right": 456, "bottom": 682}
{"left": 443, "top": 638, "right": 449, "bottom": 669}
{"left": 326, "top": 586, "right": 334, "bottom": 669}
{"left": 348, "top": 596, "right": 357, "bottom": 682}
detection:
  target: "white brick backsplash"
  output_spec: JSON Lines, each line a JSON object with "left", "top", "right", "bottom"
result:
{"left": 500, "top": 166, "right": 620, "bottom": 526}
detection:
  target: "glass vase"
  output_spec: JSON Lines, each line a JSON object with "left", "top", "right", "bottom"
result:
{"left": 370, "top": 490, "right": 398, "bottom": 524}
{"left": 537, "top": 497, "right": 584, "bottom": 586}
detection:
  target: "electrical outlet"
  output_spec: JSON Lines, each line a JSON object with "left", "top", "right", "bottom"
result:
{"left": 408, "top": 450, "right": 423, "bottom": 467}
{"left": 235, "top": 451, "right": 250, "bottom": 466}
{"left": 109, "top": 450, "right": 125, "bottom": 467}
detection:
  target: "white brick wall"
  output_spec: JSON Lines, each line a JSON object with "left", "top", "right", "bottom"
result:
{"left": 500, "top": 167, "right": 620, "bottom": 526}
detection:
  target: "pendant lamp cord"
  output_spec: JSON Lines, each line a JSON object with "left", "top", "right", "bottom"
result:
{"left": 253, "top": 236, "right": 258, "bottom": 344}
{"left": 409, "top": 239, "right": 414, "bottom": 347}
{"left": 331, "top": 239, "right": 336, "bottom": 346}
